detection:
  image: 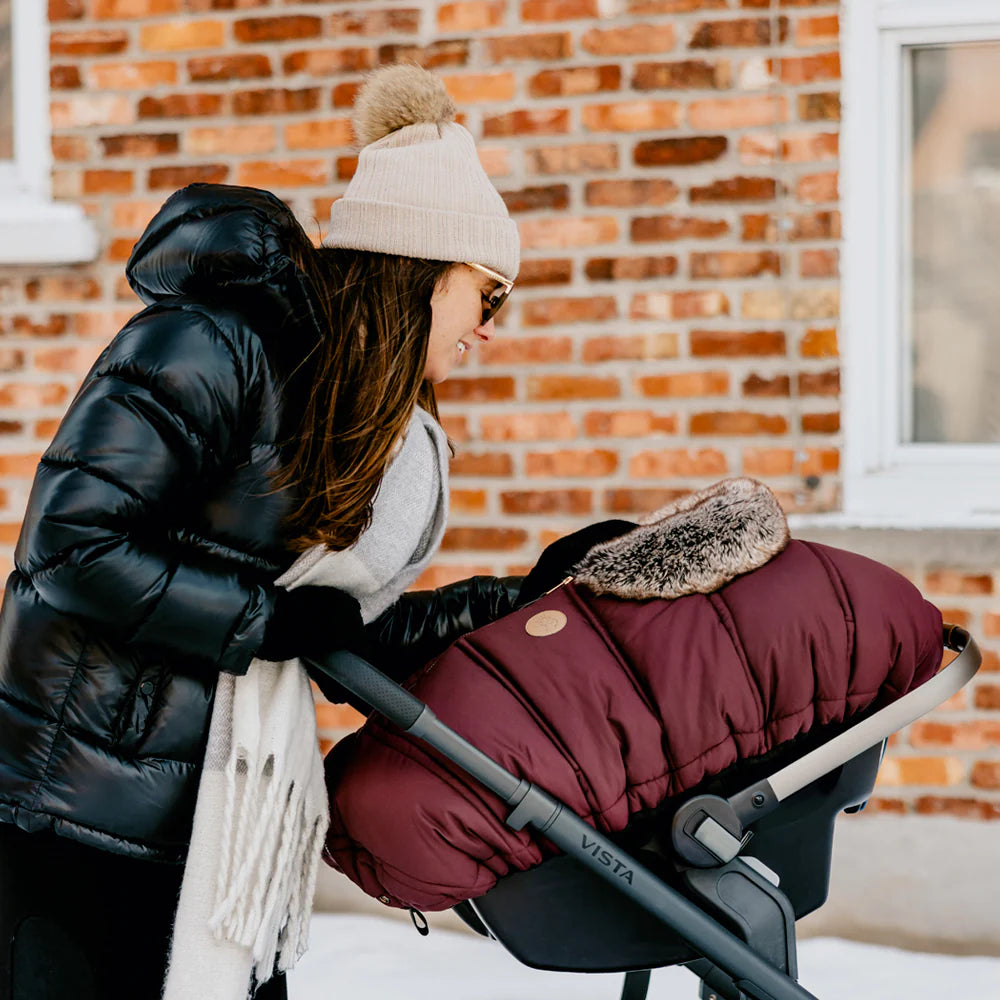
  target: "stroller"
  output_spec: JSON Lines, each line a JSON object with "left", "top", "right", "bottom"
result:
{"left": 312, "top": 621, "right": 981, "bottom": 1000}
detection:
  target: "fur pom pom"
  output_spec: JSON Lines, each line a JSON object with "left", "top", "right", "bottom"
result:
{"left": 573, "top": 477, "right": 789, "bottom": 600}
{"left": 353, "top": 64, "right": 457, "bottom": 147}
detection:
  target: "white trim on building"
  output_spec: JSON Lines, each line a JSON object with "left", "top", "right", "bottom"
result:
{"left": 839, "top": 0, "right": 1000, "bottom": 528}
{"left": 0, "top": 1, "right": 97, "bottom": 265}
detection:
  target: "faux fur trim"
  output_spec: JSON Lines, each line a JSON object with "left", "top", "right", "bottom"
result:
{"left": 353, "top": 65, "right": 457, "bottom": 147}
{"left": 573, "top": 478, "right": 789, "bottom": 600}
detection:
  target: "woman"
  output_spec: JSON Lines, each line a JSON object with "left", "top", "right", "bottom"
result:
{"left": 0, "top": 65, "right": 525, "bottom": 1000}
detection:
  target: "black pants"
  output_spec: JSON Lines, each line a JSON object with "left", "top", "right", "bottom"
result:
{"left": 0, "top": 823, "right": 287, "bottom": 1000}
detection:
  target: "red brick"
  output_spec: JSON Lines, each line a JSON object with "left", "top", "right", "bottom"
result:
{"left": 479, "top": 336, "right": 574, "bottom": 365}
{"left": 188, "top": 54, "right": 271, "bottom": 81}
{"left": 528, "top": 375, "right": 619, "bottom": 400}
{"left": 480, "top": 412, "right": 577, "bottom": 441}
{"left": 781, "top": 131, "right": 839, "bottom": 163}
{"left": 801, "top": 412, "right": 839, "bottom": 433}
{"left": 49, "top": 0, "right": 86, "bottom": 19}
{"left": 800, "top": 327, "right": 838, "bottom": 358}
{"left": 441, "top": 527, "right": 529, "bottom": 551}
{"left": 631, "top": 215, "right": 729, "bottom": 242}
{"left": 377, "top": 41, "right": 469, "bottom": 69}
{"left": 798, "top": 369, "right": 839, "bottom": 396}
{"left": 592, "top": 99, "right": 685, "bottom": 131}
{"left": 586, "top": 256, "right": 678, "bottom": 281}
{"left": 488, "top": 32, "right": 573, "bottom": 63}
{"left": 501, "top": 490, "right": 593, "bottom": 515}
{"left": 690, "top": 411, "right": 787, "bottom": 435}
{"left": 800, "top": 249, "right": 839, "bottom": 278}
{"left": 148, "top": 164, "right": 228, "bottom": 189}
{"left": 630, "top": 449, "right": 727, "bottom": 478}
{"left": 787, "top": 210, "right": 841, "bottom": 240}
{"left": 691, "top": 250, "right": 781, "bottom": 279}
{"left": 93, "top": 0, "right": 180, "bottom": 16}
{"left": 521, "top": 0, "right": 599, "bottom": 21}
{"left": 633, "top": 59, "right": 730, "bottom": 89}
{"left": 13, "top": 314, "right": 69, "bottom": 339}
{"left": 51, "top": 67, "right": 83, "bottom": 89}
{"left": 915, "top": 797, "right": 1000, "bottom": 821}
{"left": 690, "top": 17, "right": 786, "bottom": 48}
{"left": 25, "top": 276, "right": 102, "bottom": 302}
{"left": 82, "top": 169, "right": 133, "bottom": 195}
{"left": 0, "top": 349, "right": 25, "bottom": 372}
{"left": 526, "top": 450, "right": 618, "bottom": 477}
{"left": 529, "top": 65, "right": 621, "bottom": 98}
{"left": 330, "top": 9, "right": 421, "bottom": 35}
{"left": 0, "top": 454, "right": 43, "bottom": 477}
{"left": 443, "top": 72, "right": 518, "bottom": 104}
{"left": 89, "top": 61, "right": 178, "bottom": 90}
{"left": 435, "top": 377, "right": 516, "bottom": 403}
{"left": 691, "top": 329, "right": 785, "bottom": 356}
{"left": 527, "top": 143, "right": 619, "bottom": 174}
{"left": 34, "top": 346, "right": 104, "bottom": 375}
{"left": 631, "top": 0, "right": 728, "bottom": 9}
{"left": 450, "top": 489, "right": 488, "bottom": 515}
{"left": 484, "top": 109, "right": 570, "bottom": 138}
{"left": 522, "top": 296, "right": 616, "bottom": 326}
{"left": 438, "top": 1, "right": 505, "bottom": 30}
{"left": 796, "top": 14, "right": 839, "bottom": 46}
{"left": 285, "top": 119, "right": 354, "bottom": 151}
{"left": 634, "top": 135, "right": 727, "bottom": 166}
{"left": 232, "top": 88, "right": 321, "bottom": 116}
{"left": 777, "top": 52, "right": 840, "bottom": 85}
{"left": 691, "top": 176, "right": 777, "bottom": 202}
{"left": 798, "top": 92, "right": 840, "bottom": 121}
{"left": 799, "top": 448, "right": 839, "bottom": 475}
{"left": 141, "top": 19, "right": 225, "bottom": 51}
{"left": 515, "top": 259, "right": 574, "bottom": 286}
{"left": 52, "top": 135, "right": 90, "bottom": 161}
{"left": 581, "top": 23, "right": 676, "bottom": 55}
{"left": 689, "top": 96, "right": 786, "bottom": 129}
{"left": 236, "top": 160, "right": 328, "bottom": 188}
{"left": 0, "top": 384, "right": 70, "bottom": 408}
{"left": 413, "top": 563, "right": 494, "bottom": 589}
{"left": 500, "top": 185, "right": 571, "bottom": 213}
{"left": 743, "top": 448, "right": 794, "bottom": 475}
{"left": 450, "top": 452, "right": 514, "bottom": 476}
{"left": 520, "top": 217, "right": 618, "bottom": 249}
{"left": 582, "top": 335, "right": 650, "bottom": 362}
{"left": 584, "top": 410, "right": 678, "bottom": 437}
{"left": 924, "top": 571, "right": 993, "bottom": 595}
{"left": 51, "top": 29, "right": 129, "bottom": 55}
{"left": 604, "top": 488, "right": 689, "bottom": 515}
{"left": 99, "top": 133, "right": 179, "bottom": 157}
{"left": 975, "top": 685, "right": 1000, "bottom": 710}
{"left": 282, "top": 48, "right": 374, "bottom": 77}
{"left": 187, "top": 124, "right": 275, "bottom": 156}
{"left": 631, "top": 290, "right": 729, "bottom": 320}
{"left": 636, "top": 372, "right": 729, "bottom": 397}
{"left": 138, "top": 93, "right": 223, "bottom": 118}
{"left": 796, "top": 171, "right": 839, "bottom": 203}
{"left": 911, "top": 720, "right": 1000, "bottom": 749}
{"left": 742, "top": 374, "right": 790, "bottom": 397}
{"left": 234, "top": 16, "right": 322, "bottom": 43}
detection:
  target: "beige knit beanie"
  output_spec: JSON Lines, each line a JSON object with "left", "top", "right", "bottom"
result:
{"left": 323, "top": 64, "right": 520, "bottom": 281}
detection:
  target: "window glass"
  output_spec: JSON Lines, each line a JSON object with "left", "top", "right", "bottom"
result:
{"left": 0, "top": 0, "right": 11, "bottom": 161}
{"left": 908, "top": 41, "right": 1000, "bottom": 444}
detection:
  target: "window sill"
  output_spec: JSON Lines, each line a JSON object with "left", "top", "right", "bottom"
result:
{"left": 0, "top": 199, "right": 99, "bottom": 265}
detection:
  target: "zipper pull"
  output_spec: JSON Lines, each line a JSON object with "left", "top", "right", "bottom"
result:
{"left": 543, "top": 575, "right": 575, "bottom": 597}
{"left": 409, "top": 908, "right": 429, "bottom": 937}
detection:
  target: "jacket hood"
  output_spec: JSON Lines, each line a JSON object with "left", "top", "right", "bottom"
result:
{"left": 574, "top": 477, "right": 790, "bottom": 600}
{"left": 126, "top": 183, "right": 324, "bottom": 382}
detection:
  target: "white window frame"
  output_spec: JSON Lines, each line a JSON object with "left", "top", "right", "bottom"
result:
{"left": 0, "top": 1, "right": 96, "bottom": 264}
{"left": 841, "top": 0, "right": 1000, "bottom": 527}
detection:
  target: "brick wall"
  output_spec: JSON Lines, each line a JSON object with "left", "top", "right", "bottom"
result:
{"left": 0, "top": 0, "right": 995, "bottom": 818}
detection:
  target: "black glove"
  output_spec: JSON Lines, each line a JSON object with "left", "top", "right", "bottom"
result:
{"left": 516, "top": 519, "right": 636, "bottom": 608}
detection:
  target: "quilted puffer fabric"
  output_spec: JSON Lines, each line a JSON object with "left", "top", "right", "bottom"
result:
{"left": 323, "top": 540, "right": 943, "bottom": 911}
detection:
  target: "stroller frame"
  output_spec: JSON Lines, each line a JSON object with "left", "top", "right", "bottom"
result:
{"left": 313, "top": 623, "right": 981, "bottom": 1000}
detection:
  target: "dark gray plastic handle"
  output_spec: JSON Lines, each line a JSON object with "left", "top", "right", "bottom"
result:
{"left": 305, "top": 650, "right": 424, "bottom": 730}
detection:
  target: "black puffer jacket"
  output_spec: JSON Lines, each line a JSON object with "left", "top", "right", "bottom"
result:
{"left": 0, "top": 184, "right": 519, "bottom": 862}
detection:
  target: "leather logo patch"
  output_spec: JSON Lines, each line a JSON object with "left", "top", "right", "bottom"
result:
{"left": 525, "top": 610, "right": 568, "bottom": 637}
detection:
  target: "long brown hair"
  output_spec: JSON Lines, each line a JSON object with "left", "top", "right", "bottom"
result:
{"left": 276, "top": 244, "right": 453, "bottom": 552}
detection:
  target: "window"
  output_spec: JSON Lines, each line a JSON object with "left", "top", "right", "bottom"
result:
{"left": 0, "top": 1, "right": 96, "bottom": 265}
{"left": 842, "top": 0, "right": 1000, "bottom": 525}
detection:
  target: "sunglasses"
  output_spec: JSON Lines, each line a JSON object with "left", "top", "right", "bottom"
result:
{"left": 466, "top": 262, "right": 514, "bottom": 325}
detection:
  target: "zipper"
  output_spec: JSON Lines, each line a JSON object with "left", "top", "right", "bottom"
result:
{"left": 543, "top": 575, "right": 575, "bottom": 597}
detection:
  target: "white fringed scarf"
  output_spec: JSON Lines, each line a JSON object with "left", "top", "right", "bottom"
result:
{"left": 162, "top": 407, "right": 449, "bottom": 999}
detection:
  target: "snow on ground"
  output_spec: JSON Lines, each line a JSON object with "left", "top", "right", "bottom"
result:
{"left": 288, "top": 913, "right": 1000, "bottom": 1000}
